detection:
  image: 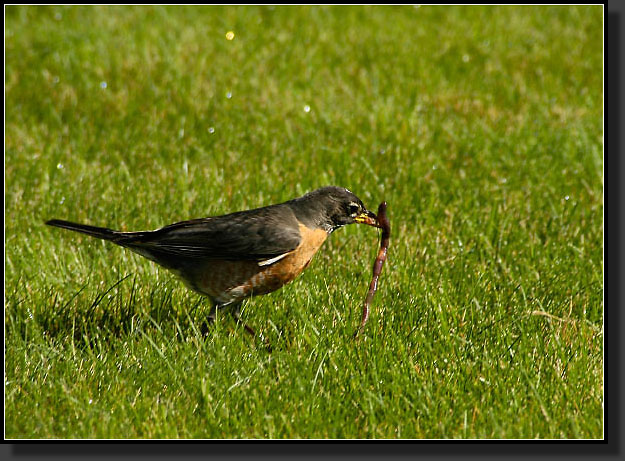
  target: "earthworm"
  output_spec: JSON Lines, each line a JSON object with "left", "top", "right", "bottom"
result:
{"left": 355, "top": 201, "right": 390, "bottom": 337}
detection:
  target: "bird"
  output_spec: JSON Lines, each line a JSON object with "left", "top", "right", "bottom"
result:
{"left": 46, "top": 186, "right": 380, "bottom": 336}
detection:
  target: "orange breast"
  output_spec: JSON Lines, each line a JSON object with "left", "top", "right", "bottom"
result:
{"left": 189, "top": 223, "right": 328, "bottom": 305}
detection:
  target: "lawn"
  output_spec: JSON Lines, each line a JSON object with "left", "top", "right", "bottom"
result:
{"left": 5, "top": 5, "right": 603, "bottom": 439}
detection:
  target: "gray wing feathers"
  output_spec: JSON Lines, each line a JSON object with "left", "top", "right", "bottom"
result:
{"left": 123, "top": 205, "right": 302, "bottom": 262}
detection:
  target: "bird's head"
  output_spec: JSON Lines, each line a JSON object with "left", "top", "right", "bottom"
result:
{"left": 291, "top": 186, "right": 380, "bottom": 233}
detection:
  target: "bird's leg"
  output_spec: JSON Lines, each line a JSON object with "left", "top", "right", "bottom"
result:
{"left": 230, "top": 304, "right": 257, "bottom": 337}
{"left": 207, "top": 304, "right": 218, "bottom": 323}
{"left": 200, "top": 303, "right": 221, "bottom": 336}
{"left": 231, "top": 304, "right": 272, "bottom": 352}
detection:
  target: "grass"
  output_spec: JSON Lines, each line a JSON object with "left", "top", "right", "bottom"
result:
{"left": 5, "top": 5, "right": 603, "bottom": 439}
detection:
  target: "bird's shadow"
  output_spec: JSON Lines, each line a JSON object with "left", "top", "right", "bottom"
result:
{"left": 6, "top": 274, "right": 285, "bottom": 353}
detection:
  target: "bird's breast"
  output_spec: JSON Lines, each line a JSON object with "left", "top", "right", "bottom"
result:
{"left": 188, "top": 223, "right": 328, "bottom": 304}
{"left": 270, "top": 223, "right": 328, "bottom": 284}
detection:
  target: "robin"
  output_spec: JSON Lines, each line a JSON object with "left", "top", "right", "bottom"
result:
{"left": 46, "top": 186, "right": 380, "bottom": 335}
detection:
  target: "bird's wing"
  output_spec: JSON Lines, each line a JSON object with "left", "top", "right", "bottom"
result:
{"left": 117, "top": 205, "right": 302, "bottom": 263}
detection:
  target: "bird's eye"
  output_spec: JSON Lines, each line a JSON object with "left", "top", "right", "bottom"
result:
{"left": 348, "top": 203, "right": 360, "bottom": 217}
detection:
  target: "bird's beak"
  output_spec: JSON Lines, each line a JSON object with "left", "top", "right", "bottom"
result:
{"left": 354, "top": 210, "right": 380, "bottom": 227}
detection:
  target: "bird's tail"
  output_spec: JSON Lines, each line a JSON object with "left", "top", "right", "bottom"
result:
{"left": 45, "top": 219, "right": 122, "bottom": 241}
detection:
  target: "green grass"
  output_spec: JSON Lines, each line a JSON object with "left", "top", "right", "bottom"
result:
{"left": 5, "top": 5, "right": 603, "bottom": 439}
